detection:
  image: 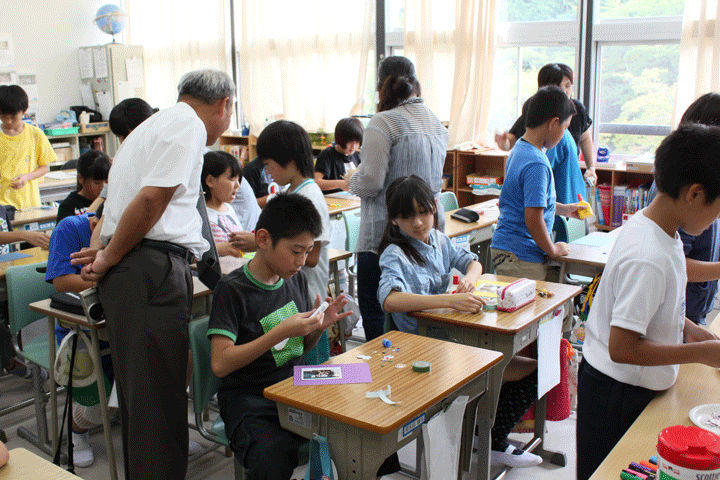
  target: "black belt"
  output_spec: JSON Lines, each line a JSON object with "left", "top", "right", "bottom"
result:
{"left": 141, "top": 239, "right": 195, "bottom": 263}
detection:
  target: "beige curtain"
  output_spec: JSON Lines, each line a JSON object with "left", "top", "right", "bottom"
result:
{"left": 237, "top": 0, "right": 374, "bottom": 136}
{"left": 675, "top": 0, "right": 720, "bottom": 125}
{"left": 404, "top": 0, "right": 497, "bottom": 147}
{"left": 126, "top": 0, "right": 229, "bottom": 110}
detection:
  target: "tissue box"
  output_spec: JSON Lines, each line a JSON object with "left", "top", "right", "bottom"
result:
{"left": 497, "top": 278, "right": 537, "bottom": 312}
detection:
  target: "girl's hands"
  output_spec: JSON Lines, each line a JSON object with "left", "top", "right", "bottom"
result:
{"left": 217, "top": 242, "right": 243, "bottom": 257}
{"left": 449, "top": 292, "right": 485, "bottom": 313}
{"left": 455, "top": 277, "right": 476, "bottom": 293}
{"left": 229, "top": 231, "right": 256, "bottom": 252}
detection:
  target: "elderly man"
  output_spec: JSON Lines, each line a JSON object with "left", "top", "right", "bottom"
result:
{"left": 72, "top": 69, "right": 234, "bottom": 479}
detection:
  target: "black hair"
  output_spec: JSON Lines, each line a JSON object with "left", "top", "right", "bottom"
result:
{"left": 202, "top": 150, "right": 242, "bottom": 201}
{"left": 537, "top": 63, "right": 574, "bottom": 88}
{"left": 109, "top": 98, "right": 156, "bottom": 138}
{"left": 654, "top": 124, "right": 720, "bottom": 203}
{"left": 256, "top": 120, "right": 314, "bottom": 178}
{"left": 378, "top": 76, "right": 421, "bottom": 112}
{"left": 0, "top": 85, "right": 29, "bottom": 115}
{"left": 334, "top": 117, "right": 364, "bottom": 149}
{"left": 378, "top": 175, "right": 438, "bottom": 266}
{"left": 679, "top": 93, "right": 720, "bottom": 127}
{"left": 255, "top": 192, "right": 322, "bottom": 246}
{"left": 524, "top": 86, "right": 577, "bottom": 129}
{"left": 76, "top": 150, "right": 111, "bottom": 191}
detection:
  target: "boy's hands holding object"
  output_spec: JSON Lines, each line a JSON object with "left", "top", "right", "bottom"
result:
{"left": 24, "top": 231, "right": 51, "bottom": 250}
{"left": 556, "top": 202, "right": 586, "bottom": 219}
{"left": 277, "top": 295, "right": 352, "bottom": 341}
{"left": 10, "top": 173, "right": 29, "bottom": 189}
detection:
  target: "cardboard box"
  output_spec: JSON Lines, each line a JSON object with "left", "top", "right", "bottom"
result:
{"left": 53, "top": 146, "right": 73, "bottom": 163}
{"left": 79, "top": 122, "right": 110, "bottom": 133}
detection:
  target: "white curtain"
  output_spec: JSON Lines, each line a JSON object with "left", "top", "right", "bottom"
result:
{"left": 126, "top": 0, "right": 229, "bottom": 110}
{"left": 404, "top": 0, "right": 497, "bottom": 147}
{"left": 237, "top": 0, "right": 374, "bottom": 136}
{"left": 675, "top": 0, "right": 720, "bottom": 125}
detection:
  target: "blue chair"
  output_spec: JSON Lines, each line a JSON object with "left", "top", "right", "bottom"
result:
{"left": 553, "top": 216, "right": 592, "bottom": 284}
{"left": 341, "top": 208, "right": 361, "bottom": 298}
{"left": 6, "top": 261, "right": 57, "bottom": 455}
{"left": 439, "top": 191, "right": 459, "bottom": 213}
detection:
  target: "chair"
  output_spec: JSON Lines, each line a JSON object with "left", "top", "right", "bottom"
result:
{"left": 6, "top": 261, "right": 57, "bottom": 455}
{"left": 341, "top": 208, "right": 361, "bottom": 298}
{"left": 439, "top": 191, "right": 459, "bottom": 213}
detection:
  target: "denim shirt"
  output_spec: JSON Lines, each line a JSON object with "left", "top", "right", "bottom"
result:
{"left": 378, "top": 229, "right": 477, "bottom": 333}
{"left": 349, "top": 98, "right": 449, "bottom": 254}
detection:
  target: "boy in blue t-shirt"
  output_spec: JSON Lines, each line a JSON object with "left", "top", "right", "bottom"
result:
{"left": 545, "top": 129, "right": 585, "bottom": 205}
{"left": 491, "top": 86, "right": 584, "bottom": 281}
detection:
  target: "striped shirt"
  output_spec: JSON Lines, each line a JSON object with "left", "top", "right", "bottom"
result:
{"left": 349, "top": 98, "right": 448, "bottom": 254}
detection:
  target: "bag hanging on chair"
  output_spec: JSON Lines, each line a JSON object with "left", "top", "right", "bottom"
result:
{"left": 289, "top": 434, "right": 337, "bottom": 480}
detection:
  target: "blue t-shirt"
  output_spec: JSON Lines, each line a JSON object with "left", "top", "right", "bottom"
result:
{"left": 491, "top": 139, "right": 556, "bottom": 263}
{"left": 46, "top": 214, "right": 92, "bottom": 284}
{"left": 545, "top": 129, "right": 585, "bottom": 205}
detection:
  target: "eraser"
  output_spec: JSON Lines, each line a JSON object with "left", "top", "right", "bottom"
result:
{"left": 382, "top": 339, "right": 391, "bottom": 348}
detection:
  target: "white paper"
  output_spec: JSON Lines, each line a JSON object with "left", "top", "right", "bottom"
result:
{"left": 79, "top": 83, "right": 95, "bottom": 108}
{"left": 0, "top": 70, "right": 16, "bottom": 86}
{"left": 421, "top": 395, "right": 468, "bottom": 480}
{"left": 78, "top": 48, "right": 94, "bottom": 79}
{"left": 116, "top": 81, "right": 132, "bottom": 102}
{"left": 93, "top": 47, "right": 108, "bottom": 79}
{"left": 96, "top": 91, "right": 114, "bottom": 122}
{"left": 0, "top": 33, "right": 15, "bottom": 69}
{"left": 17, "top": 72, "right": 39, "bottom": 123}
{"left": 45, "top": 171, "right": 76, "bottom": 180}
{"left": 125, "top": 57, "right": 144, "bottom": 88}
{"left": 537, "top": 306, "right": 563, "bottom": 399}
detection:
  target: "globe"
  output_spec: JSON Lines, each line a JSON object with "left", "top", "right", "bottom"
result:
{"left": 94, "top": 4, "right": 128, "bottom": 41}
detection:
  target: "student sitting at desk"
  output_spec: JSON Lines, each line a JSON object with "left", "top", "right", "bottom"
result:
{"left": 313, "top": 117, "right": 362, "bottom": 194}
{"left": 208, "top": 193, "right": 363, "bottom": 479}
{"left": 377, "top": 175, "right": 541, "bottom": 468}
{"left": 57, "top": 150, "right": 110, "bottom": 223}
{"left": 0, "top": 85, "right": 55, "bottom": 210}
{"left": 243, "top": 156, "right": 273, "bottom": 208}
{"left": 576, "top": 125, "right": 720, "bottom": 480}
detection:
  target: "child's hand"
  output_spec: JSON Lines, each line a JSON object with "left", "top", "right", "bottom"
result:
{"left": 550, "top": 242, "right": 570, "bottom": 259}
{"left": 700, "top": 340, "right": 720, "bottom": 368}
{"left": 455, "top": 277, "right": 476, "bottom": 293}
{"left": 557, "top": 202, "right": 586, "bottom": 219}
{"left": 279, "top": 311, "right": 324, "bottom": 339}
{"left": 23, "top": 231, "right": 50, "bottom": 250}
{"left": 315, "top": 294, "right": 353, "bottom": 330}
{"left": 449, "top": 292, "right": 485, "bottom": 313}
{"left": 229, "top": 231, "right": 256, "bottom": 252}
{"left": 494, "top": 132, "right": 510, "bottom": 151}
{"left": 10, "top": 173, "right": 29, "bottom": 189}
{"left": 217, "top": 242, "right": 243, "bottom": 257}
{"left": 684, "top": 319, "right": 720, "bottom": 343}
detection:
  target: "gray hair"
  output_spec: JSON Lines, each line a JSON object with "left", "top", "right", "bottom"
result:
{"left": 177, "top": 69, "right": 235, "bottom": 104}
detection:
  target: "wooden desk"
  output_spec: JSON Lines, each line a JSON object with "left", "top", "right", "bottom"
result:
{"left": 10, "top": 208, "right": 58, "bottom": 231}
{"left": 0, "top": 248, "right": 49, "bottom": 281}
{"left": 589, "top": 320, "right": 720, "bottom": 479}
{"left": 265, "top": 330, "right": 504, "bottom": 480}
{"left": 0, "top": 448, "right": 78, "bottom": 479}
{"left": 28, "top": 299, "right": 118, "bottom": 480}
{"left": 38, "top": 171, "right": 76, "bottom": 204}
{"left": 555, "top": 230, "right": 620, "bottom": 283}
{"left": 325, "top": 195, "right": 361, "bottom": 219}
{"left": 410, "top": 274, "right": 582, "bottom": 479}
{"left": 445, "top": 200, "right": 500, "bottom": 272}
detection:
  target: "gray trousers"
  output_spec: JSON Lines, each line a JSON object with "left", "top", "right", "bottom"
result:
{"left": 99, "top": 245, "right": 193, "bottom": 480}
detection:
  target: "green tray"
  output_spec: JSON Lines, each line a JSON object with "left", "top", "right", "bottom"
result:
{"left": 45, "top": 127, "right": 79, "bottom": 136}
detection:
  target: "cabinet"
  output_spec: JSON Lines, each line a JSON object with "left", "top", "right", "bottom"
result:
{"left": 46, "top": 131, "right": 115, "bottom": 165}
{"left": 219, "top": 133, "right": 255, "bottom": 164}
{"left": 444, "top": 149, "right": 508, "bottom": 207}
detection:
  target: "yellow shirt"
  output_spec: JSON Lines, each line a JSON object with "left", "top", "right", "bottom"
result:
{"left": 0, "top": 123, "right": 56, "bottom": 209}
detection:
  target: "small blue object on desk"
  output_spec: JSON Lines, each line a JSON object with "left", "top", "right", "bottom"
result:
{"left": 382, "top": 339, "right": 391, "bottom": 348}
{"left": 0, "top": 252, "right": 32, "bottom": 263}
{"left": 571, "top": 234, "right": 614, "bottom": 248}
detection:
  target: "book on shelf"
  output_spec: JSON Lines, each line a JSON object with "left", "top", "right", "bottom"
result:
{"left": 613, "top": 184, "right": 628, "bottom": 227}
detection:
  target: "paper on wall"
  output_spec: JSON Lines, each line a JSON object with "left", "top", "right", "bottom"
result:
{"left": 0, "top": 70, "right": 16, "bottom": 86}
{"left": 96, "top": 91, "right": 114, "bottom": 122}
{"left": 537, "top": 306, "right": 563, "bottom": 399}
{"left": 78, "top": 48, "right": 94, "bottom": 79}
{"left": 0, "top": 33, "right": 15, "bottom": 69}
{"left": 125, "top": 57, "right": 144, "bottom": 88}
{"left": 116, "top": 81, "right": 132, "bottom": 102}
{"left": 17, "top": 72, "right": 39, "bottom": 122}
{"left": 79, "top": 83, "right": 95, "bottom": 108}
{"left": 93, "top": 47, "right": 108, "bottom": 79}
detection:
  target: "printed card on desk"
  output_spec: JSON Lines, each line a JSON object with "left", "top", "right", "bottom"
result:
{"left": 294, "top": 363, "right": 372, "bottom": 386}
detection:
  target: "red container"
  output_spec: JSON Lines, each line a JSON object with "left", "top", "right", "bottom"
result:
{"left": 657, "top": 425, "right": 720, "bottom": 479}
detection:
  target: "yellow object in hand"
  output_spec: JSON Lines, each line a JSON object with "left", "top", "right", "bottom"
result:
{"left": 576, "top": 193, "right": 593, "bottom": 220}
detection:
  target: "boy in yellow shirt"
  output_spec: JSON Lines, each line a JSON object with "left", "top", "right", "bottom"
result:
{"left": 0, "top": 85, "right": 55, "bottom": 209}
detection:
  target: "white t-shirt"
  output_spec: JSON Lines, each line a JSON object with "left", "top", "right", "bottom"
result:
{"left": 583, "top": 210, "right": 686, "bottom": 391}
{"left": 293, "top": 179, "right": 330, "bottom": 302}
{"left": 101, "top": 102, "right": 208, "bottom": 258}
{"left": 231, "top": 177, "right": 261, "bottom": 232}
{"left": 207, "top": 203, "right": 244, "bottom": 243}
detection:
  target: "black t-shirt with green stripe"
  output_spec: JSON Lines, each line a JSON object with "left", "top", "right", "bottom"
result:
{"left": 208, "top": 263, "right": 312, "bottom": 396}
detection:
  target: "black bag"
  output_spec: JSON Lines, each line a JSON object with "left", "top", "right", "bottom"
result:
{"left": 70, "top": 106, "right": 102, "bottom": 123}
{"left": 49, "top": 292, "right": 85, "bottom": 316}
{"left": 450, "top": 208, "right": 480, "bottom": 223}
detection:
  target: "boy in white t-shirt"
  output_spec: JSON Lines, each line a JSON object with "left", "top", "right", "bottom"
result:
{"left": 577, "top": 124, "right": 720, "bottom": 480}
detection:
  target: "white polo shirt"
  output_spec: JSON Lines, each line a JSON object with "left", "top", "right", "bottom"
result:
{"left": 100, "top": 102, "right": 209, "bottom": 258}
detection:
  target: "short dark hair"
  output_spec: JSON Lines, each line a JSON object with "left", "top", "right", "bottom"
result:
{"left": 679, "top": 93, "right": 720, "bottom": 127}
{"left": 76, "top": 150, "right": 111, "bottom": 191}
{"left": 524, "top": 86, "right": 577, "bottom": 129}
{"left": 0, "top": 85, "right": 28, "bottom": 115}
{"left": 109, "top": 98, "right": 156, "bottom": 138}
{"left": 334, "top": 117, "right": 364, "bottom": 148}
{"left": 202, "top": 150, "right": 242, "bottom": 201}
{"left": 377, "top": 56, "right": 421, "bottom": 112}
{"left": 256, "top": 120, "right": 314, "bottom": 178}
{"left": 537, "top": 63, "right": 574, "bottom": 88}
{"left": 255, "top": 192, "right": 322, "bottom": 246}
{"left": 654, "top": 124, "right": 720, "bottom": 203}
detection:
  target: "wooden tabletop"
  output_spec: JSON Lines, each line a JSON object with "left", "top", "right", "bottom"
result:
{"left": 11, "top": 207, "right": 58, "bottom": 227}
{"left": 325, "top": 196, "right": 361, "bottom": 216}
{"left": 329, "top": 248, "right": 352, "bottom": 262}
{"left": 410, "top": 274, "right": 582, "bottom": 334}
{"left": 590, "top": 319, "right": 720, "bottom": 479}
{"left": 445, "top": 200, "right": 499, "bottom": 239}
{"left": 29, "top": 298, "right": 103, "bottom": 330}
{"left": 0, "top": 448, "right": 79, "bottom": 479}
{"left": 264, "top": 330, "right": 503, "bottom": 435}
{"left": 559, "top": 230, "right": 619, "bottom": 268}
{"left": 0, "top": 247, "right": 48, "bottom": 280}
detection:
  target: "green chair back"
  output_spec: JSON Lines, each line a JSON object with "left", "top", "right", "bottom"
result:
{"left": 566, "top": 217, "right": 587, "bottom": 243}
{"left": 189, "top": 317, "right": 222, "bottom": 417}
{"left": 342, "top": 208, "right": 361, "bottom": 253}
{"left": 6, "top": 262, "right": 54, "bottom": 334}
{"left": 439, "top": 191, "right": 459, "bottom": 213}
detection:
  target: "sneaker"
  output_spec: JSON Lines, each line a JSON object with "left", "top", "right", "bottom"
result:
{"left": 188, "top": 439, "right": 202, "bottom": 455}
{"left": 490, "top": 445, "right": 542, "bottom": 468}
{"left": 72, "top": 430, "right": 94, "bottom": 468}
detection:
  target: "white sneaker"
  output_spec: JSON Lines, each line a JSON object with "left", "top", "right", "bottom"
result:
{"left": 72, "top": 431, "right": 95, "bottom": 468}
{"left": 490, "top": 445, "right": 542, "bottom": 468}
{"left": 188, "top": 439, "right": 202, "bottom": 455}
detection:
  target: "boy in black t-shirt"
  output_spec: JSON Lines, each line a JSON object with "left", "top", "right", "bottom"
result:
{"left": 208, "top": 193, "right": 350, "bottom": 479}
{"left": 313, "top": 117, "right": 363, "bottom": 193}
{"left": 56, "top": 150, "right": 110, "bottom": 223}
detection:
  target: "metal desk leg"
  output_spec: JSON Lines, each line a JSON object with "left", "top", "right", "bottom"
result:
{"left": 330, "top": 261, "right": 346, "bottom": 352}
{"left": 49, "top": 316, "right": 57, "bottom": 455}
{"left": 89, "top": 328, "right": 118, "bottom": 480}
{"left": 532, "top": 392, "right": 566, "bottom": 466}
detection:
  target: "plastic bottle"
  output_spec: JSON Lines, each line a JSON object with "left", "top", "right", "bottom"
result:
{"left": 657, "top": 425, "right": 720, "bottom": 480}
{"left": 577, "top": 193, "right": 594, "bottom": 220}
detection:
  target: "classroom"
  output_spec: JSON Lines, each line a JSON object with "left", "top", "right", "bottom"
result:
{"left": 1, "top": 1, "right": 720, "bottom": 480}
